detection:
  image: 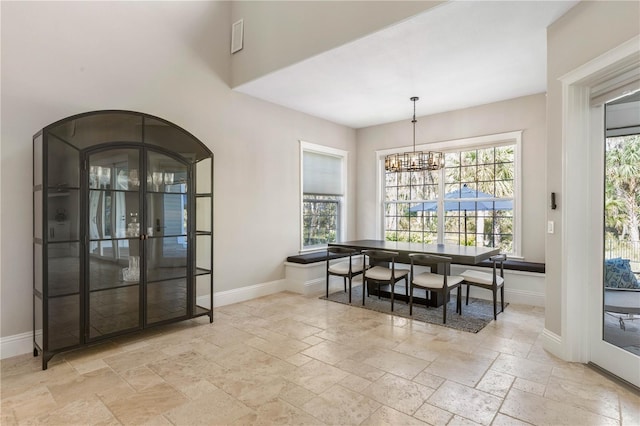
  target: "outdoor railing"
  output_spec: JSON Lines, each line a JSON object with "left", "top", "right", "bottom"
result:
{"left": 606, "top": 240, "right": 640, "bottom": 270}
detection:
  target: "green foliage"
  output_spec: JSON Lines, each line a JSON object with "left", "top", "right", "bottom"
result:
{"left": 384, "top": 145, "right": 515, "bottom": 251}
{"left": 605, "top": 135, "right": 640, "bottom": 243}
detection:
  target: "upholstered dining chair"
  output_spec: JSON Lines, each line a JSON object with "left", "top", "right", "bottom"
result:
{"left": 326, "top": 246, "right": 367, "bottom": 303}
{"left": 460, "top": 253, "right": 507, "bottom": 320}
{"left": 361, "top": 250, "right": 409, "bottom": 311}
{"left": 408, "top": 254, "right": 463, "bottom": 324}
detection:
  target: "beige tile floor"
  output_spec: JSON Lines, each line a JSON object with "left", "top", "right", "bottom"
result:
{"left": 1, "top": 290, "right": 639, "bottom": 425}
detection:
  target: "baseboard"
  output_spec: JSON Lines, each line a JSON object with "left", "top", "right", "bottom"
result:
{"left": 303, "top": 276, "right": 363, "bottom": 297}
{"left": 0, "top": 331, "right": 33, "bottom": 360}
{"left": 541, "top": 327, "right": 564, "bottom": 359}
{"left": 212, "top": 279, "right": 288, "bottom": 307}
{"left": 504, "top": 288, "right": 545, "bottom": 307}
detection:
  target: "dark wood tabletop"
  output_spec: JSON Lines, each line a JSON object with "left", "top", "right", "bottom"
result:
{"left": 328, "top": 239, "right": 500, "bottom": 265}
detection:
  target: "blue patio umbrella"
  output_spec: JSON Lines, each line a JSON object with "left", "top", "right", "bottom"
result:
{"left": 409, "top": 184, "right": 512, "bottom": 244}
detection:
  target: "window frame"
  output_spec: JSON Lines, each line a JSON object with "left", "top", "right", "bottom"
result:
{"left": 300, "top": 141, "right": 348, "bottom": 252}
{"left": 376, "top": 131, "right": 522, "bottom": 257}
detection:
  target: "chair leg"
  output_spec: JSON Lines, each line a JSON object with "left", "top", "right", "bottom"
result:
{"left": 466, "top": 284, "right": 470, "bottom": 305}
{"left": 409, "top": 286, "right": 413, "bottom": 315}
{"left": 348, "top": 278, "right": 352, "bottom": 303}
{"left": 405, "top": 277, "right": 408, "bottom": 299}
{"left": 493, "top": 289, "right": 497, "bottom": 320}
{"left": 500, "top": 286, "right": 504, "bottom": 313}
{"left": 443, "top": 292, "right": 447, "bottom": 324}
{"left": 343, "top": 277, "right": 347, "bottom": 293}
{"left": 390, "top": 282, "right": 395, "bottom": 312}
{"left": 457, "top": 287, "right": 462, "bottom": 315}
{"left": 326, "top": 273, "right": 329, "bottom": 298}
{"left": 362, "top": 279, "right": 366, "bottom": 306}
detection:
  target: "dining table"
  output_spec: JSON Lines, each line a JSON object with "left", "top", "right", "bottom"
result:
{"left": 328, "top": 239, "right": 500, "bottom": 307}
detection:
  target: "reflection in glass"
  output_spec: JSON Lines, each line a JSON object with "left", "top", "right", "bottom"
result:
{"left": 146, "top": 237, "right": 187, "bottom": 282}
{"left": 89, "top": 190, "right": 139, "bottom": 240}
{"left": 89, "top": 239, "right": 139, "bottom": 290}
{"left": 122, "top": 256, "right": 140, "bottom": 282}
{"left": 89, "top": 149, "right": 140, "bottom": 190}
{"left": 48, "top": 294, "right": 80, "bottom": 350}
{"left": 47, "top": 136, "right": 80, "bottom": 188}
{"left": 147, "top": 151, "right": 187, "bottom": 193}
{"left": 48, "top": 243, "right": 80, "bottom": 296}
{"left": 89, "top": 286, "right": 139, "bottom": 338}
{"left": 146, "top": 279, "right": 187, "bottom": 324}
{"left": 126, "top": 212, "right": 140, "bottom": 237}
{"left": 147, "top": 193, "right": 187, "bottom": 238}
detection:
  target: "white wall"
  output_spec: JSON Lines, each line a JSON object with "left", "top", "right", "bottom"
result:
{"left": 545, "top": 0, "right": 640, "bottom": 337}
{"left": 230, "top": 0, "right": 442, "bottom": 87}
{"left": 356, "top": 94, "right": 547, "bottom": 263}
{"left": 0, "top": 1, "right": 356, "bottom": 340}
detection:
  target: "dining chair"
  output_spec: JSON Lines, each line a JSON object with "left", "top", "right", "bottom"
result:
{"left": 408, "top": 254, "right": 463, "bottom": 324}
{"left": 326, "top": 246, "right": 367, "bottom": 303}
{"left": 361, "top": 250, "right": 409, "bottom": 311}
{"left": 460, "top": 253, "right": 507, "bottom": 320}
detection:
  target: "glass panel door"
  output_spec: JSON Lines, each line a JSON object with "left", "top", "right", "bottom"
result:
{"left": 87, "top": 148, "right": 142, "bottom": 339}
{"left": 589, "top": 92, "right": 640, "bottom": 388}
{"left": 145, "top": 150, "right": 189, "bottom": 324}
{"left": 45, "top": 135, "right": 82, "bottom": 350}
{"left": 603, "top": 95, "right": 640, "bottom": 356}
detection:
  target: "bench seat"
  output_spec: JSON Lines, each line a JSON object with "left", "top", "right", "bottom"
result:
{"left": 286, "top": 251, "right": 349, "bottom": 264}
{"left": 288, "top": 251, "right": 545, "bottom": 274}
{"left": 476, "top": 259, "right": 545, "bottom": 274}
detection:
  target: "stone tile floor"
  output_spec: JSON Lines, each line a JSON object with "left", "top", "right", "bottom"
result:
{"left": 1, "top": 290, "right": 638, "bottom": 425}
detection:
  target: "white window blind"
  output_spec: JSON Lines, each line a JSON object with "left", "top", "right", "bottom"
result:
{"left": 303, "top": 151, "right": 343, "bottom": 195}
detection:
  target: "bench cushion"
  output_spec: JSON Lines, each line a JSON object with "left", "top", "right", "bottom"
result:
{"left": 365, "top": 266, "right": 409, "bottom": 281}
{"left": 413, "top": 272, "right": 463, "bottom": 288}
{"left": 286, "top": 251, "right": 350, "bottom": 264}
{"left": 328, "top": 261, "right": 366, "bottom": 275}
{"left": 287, "top": 251, "right": 546, "bottom": 275}
{"left": 476, "top": 259, "right": 545, "bottom": 274}
{"left": 460, "top": 269, "right": 505, "bottom": 286}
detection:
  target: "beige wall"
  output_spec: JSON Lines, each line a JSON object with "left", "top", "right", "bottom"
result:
{"left": 230, "top": 0, "right": 442, "bottom": 87}
{"left": 0, "top": 1, "right": 356, "bottom": 338}
{"left": 356, "top": 94, "right": 547, "bottom": 263}
{"left": 545, "top": 0, "right": 640, "bottom": 336}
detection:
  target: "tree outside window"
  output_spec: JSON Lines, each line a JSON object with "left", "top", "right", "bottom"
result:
{"left": 384, "top": 144, "right": 515, "bottom": 254}
{"left": 301, "top": 142, "right": 347, "bottom": 250}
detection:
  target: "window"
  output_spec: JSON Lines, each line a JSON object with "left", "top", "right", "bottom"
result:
{"left": 301, "top": 142, "right": 347, "bottom": 250}
{"left": 382, "top": 132, "right": 520, "bottom": 256}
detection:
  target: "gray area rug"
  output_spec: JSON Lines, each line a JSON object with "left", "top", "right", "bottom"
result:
{"left": 321, "top": 285, "right": 503, "bottom": 333}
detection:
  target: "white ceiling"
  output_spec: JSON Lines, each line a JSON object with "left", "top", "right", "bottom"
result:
{"left": 234, "top": 1, "right": 579, "bottom": 129}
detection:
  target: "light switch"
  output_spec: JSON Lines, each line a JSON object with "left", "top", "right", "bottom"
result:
{"left": 547, "top": 221, "right": 554, "bottom": 234}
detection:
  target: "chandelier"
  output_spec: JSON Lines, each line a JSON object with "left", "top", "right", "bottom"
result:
{"left": 384, "top": 97, "right": 445, "bottom": 172}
